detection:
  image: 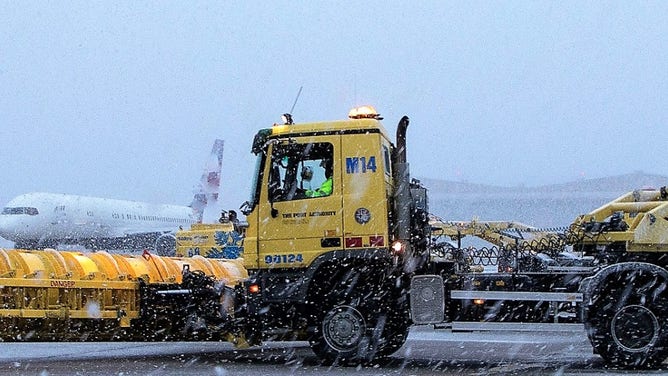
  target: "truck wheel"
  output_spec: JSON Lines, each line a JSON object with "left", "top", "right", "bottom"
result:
{"left": 310, "top": 285, "right": 380, "bottom": 366}
{"left": 320, "top": 304, "right": 368, "bottom": 360}
{"left": 308, "top": 267, "right": 384, "bottom": 365}
{"left": 312, "top": 298, "right": 410, "bottom": 363}
{"left": 586, "top": 271, "right": 668, "bottom": 369}
{"left": 308, "top": 263, "right": 408, "bottom": 364}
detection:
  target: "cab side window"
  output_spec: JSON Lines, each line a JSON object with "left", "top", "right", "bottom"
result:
{"left": 382, "top": 144, "right": 392, "bottom": 177}
{"left": 268, "top": 142, "right": 333, "bottom": 202}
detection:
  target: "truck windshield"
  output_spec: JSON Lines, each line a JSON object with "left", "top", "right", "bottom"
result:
{"left": 244, "top": 154, "right": 264, "bottom": 213}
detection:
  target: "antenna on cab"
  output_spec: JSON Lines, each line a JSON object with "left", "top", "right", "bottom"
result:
{"left": 282, "top": 86, "right": 303, "bottom": 125}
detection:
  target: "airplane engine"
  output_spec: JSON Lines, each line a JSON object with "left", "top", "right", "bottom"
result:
{"left": 155, "top": 233, "right": 177, "bottom": 256}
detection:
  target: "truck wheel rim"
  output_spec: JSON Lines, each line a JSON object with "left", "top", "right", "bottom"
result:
{"left": 611, "top": 304, "right": 659, "bottom": 353}
{"left": 322, "top": 305, "right": 366, "bottom": 351}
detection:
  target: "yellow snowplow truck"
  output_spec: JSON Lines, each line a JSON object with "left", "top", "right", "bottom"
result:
{"left": 0, "top": 107, "right": 428, "bottom": 365}
{"left": 4, "top": 107, "right": 668, "bottom": 369}
{"left": 225, "top": 107, "right": 428, "bottom": 364}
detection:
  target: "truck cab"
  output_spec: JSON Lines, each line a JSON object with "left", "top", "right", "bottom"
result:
{"left": 241, "top": 108, "right": 396, "bottom": 271}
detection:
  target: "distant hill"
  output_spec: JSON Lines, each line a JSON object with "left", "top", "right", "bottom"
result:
{"left": 417, "top": 178, "right": 512, "bottom": 194}
{"left": 533, "top": 172, "right": 668, "bottom": 193}
{"left": 421, "top": 172, "right": 668, "bottom": 227}
{"left": 419, "top": 172, "right": 668, "bottom": 195}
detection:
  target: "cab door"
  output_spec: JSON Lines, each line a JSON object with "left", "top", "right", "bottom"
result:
{"left": 257, "top": 136, "right": 342, "bottom": 269}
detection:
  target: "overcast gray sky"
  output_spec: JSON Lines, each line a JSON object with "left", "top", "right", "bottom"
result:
{"left": 1, "top": 2, "right": 666, "bottom": 209}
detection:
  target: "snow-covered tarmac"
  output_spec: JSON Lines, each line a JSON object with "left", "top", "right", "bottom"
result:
{"left": 2, "top": 325, "right": 661, "bottom": 375}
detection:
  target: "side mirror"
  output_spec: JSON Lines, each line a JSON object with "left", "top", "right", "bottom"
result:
{"left": 240, "top": 201, "right": 252, "bottom": 216}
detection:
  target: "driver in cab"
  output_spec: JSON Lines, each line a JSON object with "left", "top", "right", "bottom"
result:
{"left": 305, "top": 159, "right": 333, "bottom": 198}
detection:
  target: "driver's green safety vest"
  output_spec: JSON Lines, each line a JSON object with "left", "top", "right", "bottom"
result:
{"left": 306, "top": 177, "right": 333, "bottom": 197}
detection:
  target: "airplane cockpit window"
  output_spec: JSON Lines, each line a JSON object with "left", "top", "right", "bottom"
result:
{"left": 1, "top": 207, "right": 39, "bottom": 215}
{"left": 269, "top": 142, "right": 333, "bottom": 202}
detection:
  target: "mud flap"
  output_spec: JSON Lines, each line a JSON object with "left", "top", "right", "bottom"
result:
{"left": 410, "top": 275, "right": 444, "bottom": 324}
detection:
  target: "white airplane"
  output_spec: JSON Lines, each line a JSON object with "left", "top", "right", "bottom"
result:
{"left": 0, "top": 140, "right": 224, "bottom": 254}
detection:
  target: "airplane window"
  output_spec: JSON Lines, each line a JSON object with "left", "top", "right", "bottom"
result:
{"left": 1, "top": 207, "right": 39, "bottom": 215}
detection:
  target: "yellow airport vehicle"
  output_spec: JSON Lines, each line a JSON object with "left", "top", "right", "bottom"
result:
{"left": 175, "top": 222, "right": 244, "bottom": 258}
{"left": 570, "top": 187, "right": 668, "bottom": 254}
{"left": 0, "top": 248, "right": 247, "bottom": 342}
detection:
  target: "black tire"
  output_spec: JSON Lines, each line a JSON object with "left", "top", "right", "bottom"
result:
{"left": 585, "top": 270, "right": 668, "bottom": 369}
{"left": 308, "top": 264, "right": 397, "bottom": 365}
{"left": 310, "top": 291, "right": 378, "bottom": 365}
{"left": 311, "top": 303, "right": 370, "bottom": 364}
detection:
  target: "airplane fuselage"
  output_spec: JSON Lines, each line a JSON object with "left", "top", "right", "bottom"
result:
{"left": 0, "top": 192, "right": 197, "bottom": 250}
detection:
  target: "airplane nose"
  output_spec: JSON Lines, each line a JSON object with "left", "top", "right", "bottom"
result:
{"left": 0, "top": 215, "right": 28, "bottom": 240}
{"left": 0, "top": 216, "right": 11, "bottom": 238}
